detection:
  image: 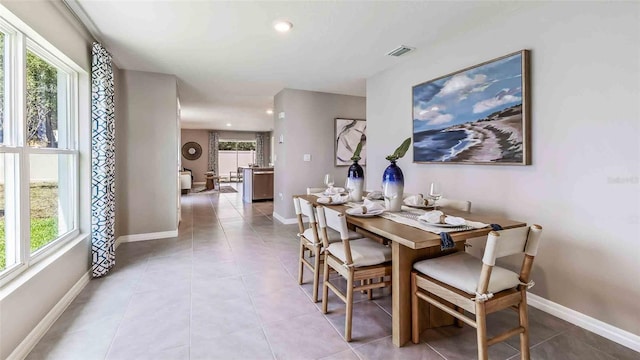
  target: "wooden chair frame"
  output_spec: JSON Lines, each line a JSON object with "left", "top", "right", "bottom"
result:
{"left": 294, "top": 196, "right": 324, "bottom": 302}
{"left": 317, "top": 205, "right": 392, "bottom": 342}
{"left": 411, "top": 225, "right": 542, "bottom": 360}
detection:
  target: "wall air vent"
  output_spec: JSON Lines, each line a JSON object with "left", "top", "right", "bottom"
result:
{"left": 386, "top": 45, "right": 415, "bottom": 57}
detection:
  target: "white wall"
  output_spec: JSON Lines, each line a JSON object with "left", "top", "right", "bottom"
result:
{"left": 0, "top": 1, "right": 93, "bottom": 358}
{"left": 367, "top": 1, "right": 639, "bottom": 335}
{"left": 273, "top": 89, "right": 366, "bottom": 219}
{"left": 116, "top": 70, "right": 178, "bottom": 236}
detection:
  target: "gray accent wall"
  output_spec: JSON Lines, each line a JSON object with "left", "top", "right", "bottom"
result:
{"left": 0, "top": 1, "right": 93, "bottom": 358}
{"left": 180, "top": 129, "right": 210, "bottom": 183}
{"left": 366, "top": 2, "right": 639, "bottom": 335}
{"left": 116, "top": 70, "right": 179, "bottom": 236}
{"left": 273, "top": 89, "right": 366, "bottom": 220}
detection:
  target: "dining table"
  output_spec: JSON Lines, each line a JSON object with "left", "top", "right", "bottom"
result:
{"left": 296, "top": 194, "right": 527, "bottom": 347}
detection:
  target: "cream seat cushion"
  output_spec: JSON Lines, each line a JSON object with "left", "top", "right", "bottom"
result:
{"left": 302, "top": 227, "right": 360, "bottom": 244}
{"left": 413, "top": 252, "right": 520, "bottom": 295}
{"left": 327, "top": 238, "right": 392, "bottom": 267}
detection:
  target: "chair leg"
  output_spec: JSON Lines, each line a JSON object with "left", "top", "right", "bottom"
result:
{"left": 345, "top": 270, "right": 354, "bottom": 342}
{"left": 367, "top": 279, "right": 373, "bottom": 300}
{"left": 519, "top": 291, "right": 531, "bottom": 360}
{"left": 476, "top": 302, "right": 489, "bottom": 360}
{"left": 454, "top": 306, "right": 465, "bottom": 328}
{"left": 411, "top": 272, "right": 420, "bottom": 344}
{"left": 321, "top": 255, "right": 330, "bottom": 314}
{"left": 312, "top": 245, "right": 321, "bottom": 303}
{"left": 297, "top": 241, "right": 305, "bottom": 285}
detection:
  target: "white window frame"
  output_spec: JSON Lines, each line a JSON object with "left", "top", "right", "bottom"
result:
{"left": 0, "top": 15, "right": 80, "bottom": 285}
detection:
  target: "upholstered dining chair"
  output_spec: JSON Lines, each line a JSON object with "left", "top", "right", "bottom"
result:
{"left": 293, "top": 196, "right": 359, "bottom": 303}
{"left": 306, "top": 187, "right": 326, "bottom": 195}
{"left": 316, "top": 205, "right": 392, "bottom": 341}
{"left": 411, "top": 225, "right": 543, "bottom": 360}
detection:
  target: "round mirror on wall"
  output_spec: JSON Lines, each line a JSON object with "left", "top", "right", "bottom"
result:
{"left": 182, "top": 142, "right": 202, "bottom": 160}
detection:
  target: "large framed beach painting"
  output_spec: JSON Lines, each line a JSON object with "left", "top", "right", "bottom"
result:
{"left": 335, "top": 118, "right": 366, "bottom": 166}
{"left": 412, "top": 50, "right": 530, "bottom": 165}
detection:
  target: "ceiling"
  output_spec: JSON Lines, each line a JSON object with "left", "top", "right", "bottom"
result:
{"left": 70, "top": 1, "right": 522, "bottom": 132}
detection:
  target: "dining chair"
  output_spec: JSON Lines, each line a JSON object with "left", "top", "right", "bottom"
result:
{"left": 411, "top": 225, "right": 543, "bottom": 360}
{"left": 293, "top": 196, "right": 360, "bottom": 302}
{"left": 316, "top": 205, "right": 392, "bottom": 341}
{"left": 437, "top": 197, "right": 472, "bottom": 213}
{"left": 306, "top": 187, "right": 326, "bottom": 195}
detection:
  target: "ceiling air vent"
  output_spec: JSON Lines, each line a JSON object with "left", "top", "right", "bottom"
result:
{"left": 386, "top": 45, "right": 415, "bottom": 57}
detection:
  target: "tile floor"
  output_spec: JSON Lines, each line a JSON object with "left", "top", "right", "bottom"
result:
{"left": 26, "top": 187, "right": 638, "bottom": 359}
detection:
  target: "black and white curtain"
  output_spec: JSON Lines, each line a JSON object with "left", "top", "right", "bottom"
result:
{"left": 91, "top": 42, "right": 116, "bottom": 278}
{"left": 208, "top": 131, "right": 219, "bottom": 175}
{"left": 255, "top": 133, "right": 265, "bottom": 167}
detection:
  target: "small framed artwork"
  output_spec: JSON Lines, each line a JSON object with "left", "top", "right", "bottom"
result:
{"left": 412, "top": 50, "right": 531, "bottom": 165}
{"left": 335, "top": 118, "right": 366, "bottom": 166}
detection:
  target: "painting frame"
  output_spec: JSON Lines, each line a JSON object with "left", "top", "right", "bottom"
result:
{"left": 412, "top": 50, "right": 531, "bottom": 165}
{"left": 335, "top": 118, "right": 366, "bottom": 167}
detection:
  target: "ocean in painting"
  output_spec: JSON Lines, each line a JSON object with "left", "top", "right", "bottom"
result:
{"left": 413, "top": 129, "right": 472, "bottom": 162}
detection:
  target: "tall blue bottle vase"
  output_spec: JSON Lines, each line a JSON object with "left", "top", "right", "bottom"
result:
{"left": 345, "top": 160, "right": 364, "bottom": 202}
{"left": 382, "top": 160, "right": 404, "bottom": 211}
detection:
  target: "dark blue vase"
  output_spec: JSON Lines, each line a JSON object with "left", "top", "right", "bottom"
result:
{"left": 346, "top": 161, "right": 364, "bottom": 201}
{"left": 382, "top": 161, "right": 404, "bottom": 211}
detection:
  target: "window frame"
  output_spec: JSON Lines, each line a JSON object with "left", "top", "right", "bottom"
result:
{"left": 0, "top": 16, "right": 80, "bottom": 285}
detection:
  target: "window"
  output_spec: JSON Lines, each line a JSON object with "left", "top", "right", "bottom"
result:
{"left": 0, "top": 18, "right": 78, "bottom": 278}
{"left": 218, "top": 140, "right": 256, "bottom": 182}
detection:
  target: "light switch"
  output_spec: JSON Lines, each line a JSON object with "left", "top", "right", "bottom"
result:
{"left": 303, "top": 154, "right": 311, "bottom": 162}
{"left": 278, "top": 112, "right": 285, "bottom": 119}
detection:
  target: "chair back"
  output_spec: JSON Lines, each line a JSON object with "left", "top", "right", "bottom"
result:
{"left": 316, "top": 206, "right": 355, "bottom": 265}
{"left": 481, "top": 225, "right": 543, "bottom": 266}
{"left": 478, "top": 225, "right": 543, "bottom": 294}
{"left": 438, "top": 197, "right": 472, "bottom": 213}
{"left": 293, "top": 197, "right": 318, "bottom": 239}
{"left": 307, "top": 187, "right": 325, "bottom": 195}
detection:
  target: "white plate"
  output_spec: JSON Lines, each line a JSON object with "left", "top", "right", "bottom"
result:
{"left": 317, "top": 197, "right": 348, "bottom": 205}
{"left": 418, "top": 219, "right": 463, "bottom": 228}
{"left": 346, "top": 208, "right": 384, "bottom": 217}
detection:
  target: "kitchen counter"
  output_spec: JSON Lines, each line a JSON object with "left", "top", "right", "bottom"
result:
{"left": 242, "top": 167, "right": 274, "bottom": 202}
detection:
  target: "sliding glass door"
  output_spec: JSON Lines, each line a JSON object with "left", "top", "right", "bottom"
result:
{"left": 218, "top": 140, "right": 256, "bottom": 182}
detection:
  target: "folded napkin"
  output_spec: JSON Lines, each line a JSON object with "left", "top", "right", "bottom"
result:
{"left": 418, "top": 210, "right": 466, "bottom": 226}
{"left": 324, "top": 187, "right": 345, "bottom": 195}
{"left": 366, "top": 190, "right": 383, "bottom": 200}
{"left": 403, "top": 194, "right": 432, "bottom": 207}
{"left": 350, "top": 199, "right": 385, "bottom": 215}
{"left": 321, "top": 194, "right": 348, "bottom": 204}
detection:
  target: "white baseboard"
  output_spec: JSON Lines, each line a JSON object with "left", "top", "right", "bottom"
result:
{"left": 528, "top": 293, "right": 640, "bottom": 352}
{"left": 7, "top": 270, "right": 91, "bottom": 360}
{"left": 116, "top": 229, "right": 178, "bottom": 246}
{"left": 272, "top": 212, "right": 297, "bottom": 225}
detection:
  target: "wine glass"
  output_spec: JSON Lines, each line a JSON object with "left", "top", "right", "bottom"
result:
{"left": 324, "top": 173, "right": 335, "bottom": 194}
{"left": 345, "top": 179, "right": 354, "bottom": 201}
{"left": 428, "top": 182, "right": 442, "bottom": 210}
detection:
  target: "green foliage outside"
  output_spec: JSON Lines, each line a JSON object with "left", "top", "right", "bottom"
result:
{"left": 219, "top": 141, "right": 256, "bottom": 151}
{"left": 0, "top": 183, "right": 59, "bottom": 270}
{"left": 26, "top": 49, "right": 59, "bottom": 147}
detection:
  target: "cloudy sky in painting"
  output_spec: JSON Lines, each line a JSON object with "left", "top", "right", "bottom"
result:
{"left": 413, "top": 52, "right": 523, "bottom": 133}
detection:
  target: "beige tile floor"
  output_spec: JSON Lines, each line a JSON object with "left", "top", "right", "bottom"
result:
{"left": 26, "top": 186, "right": 638, "bottom": 359}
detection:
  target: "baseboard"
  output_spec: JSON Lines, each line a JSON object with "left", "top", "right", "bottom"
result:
{"left": 116, "top": 229, "right": 178, "bottom": 245}
{"left": 528, "top": 293, "right": 640, "bottom": 352}
{"left": 7, "top": 270, "right": 91, "bottom": 360}
{"left": 272, "top": 212, "right": 297, "bottom": 225}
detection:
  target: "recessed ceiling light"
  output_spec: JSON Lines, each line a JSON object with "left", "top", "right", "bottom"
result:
{"left": 273, "top": 20, "right": 293, "bottom": 33}
{"left": 226, "top": 123, "right": 231, "bottom": 127}
{"left": 266, "top": 109, "right": 274, "bottom": 115}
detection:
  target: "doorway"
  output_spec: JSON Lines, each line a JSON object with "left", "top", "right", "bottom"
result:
{"left": 218, "top": 140, "right": 256, "bottom": 183}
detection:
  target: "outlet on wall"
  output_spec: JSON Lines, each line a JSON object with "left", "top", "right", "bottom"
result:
{"left": 303, "top": 154, "right": 311, "bottom": 161}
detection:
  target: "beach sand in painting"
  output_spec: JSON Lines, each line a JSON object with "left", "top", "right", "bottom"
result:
{"left": 449, "top": 115, "right": 523, "bottom": 162}
{"left": 413, "top": 104, "right": 524, "bottom": 163}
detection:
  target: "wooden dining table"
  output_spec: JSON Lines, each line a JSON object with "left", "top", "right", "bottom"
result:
{"left": 296, "top": 194, "right": 527, "bottom": 347}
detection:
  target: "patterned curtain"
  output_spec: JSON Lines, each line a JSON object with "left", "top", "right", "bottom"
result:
{"left": 255, "top": 132, "right": 265, "bottom": 167}
{"left": 91, "top": 43, "right": 116, "bottom": 278}
{"left": 208, "top": 131, "right": 219, "bottom": 175}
